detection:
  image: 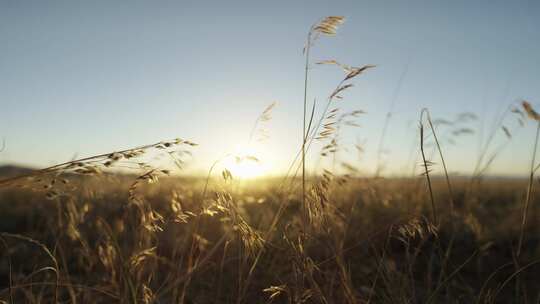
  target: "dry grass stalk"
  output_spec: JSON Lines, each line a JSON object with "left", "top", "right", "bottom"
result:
{"left": 419, "top": 111, "right": 437, "bottom": 225}
{"left": 517, "top": 100, "right": 540, "bottom": 257}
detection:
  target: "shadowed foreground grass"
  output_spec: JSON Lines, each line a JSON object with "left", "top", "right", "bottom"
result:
{"left": 0, "top": 176, "right": 539, "bottom": 303}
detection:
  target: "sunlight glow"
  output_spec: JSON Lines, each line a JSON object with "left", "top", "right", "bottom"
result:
{"left": 223, "top": 145, "right": 268, "bottom": 179}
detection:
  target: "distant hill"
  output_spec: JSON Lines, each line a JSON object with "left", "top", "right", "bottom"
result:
{"left": 0, "top": 165, "right": 35, "bottom": 177}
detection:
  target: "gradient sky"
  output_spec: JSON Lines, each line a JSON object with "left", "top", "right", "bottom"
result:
{"left": 1, "top": 0, "right": 540, "bottom": 177}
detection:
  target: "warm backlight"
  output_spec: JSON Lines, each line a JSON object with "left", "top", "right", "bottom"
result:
{"left": 223, "top": 146, "right": 267, "bottom": 179}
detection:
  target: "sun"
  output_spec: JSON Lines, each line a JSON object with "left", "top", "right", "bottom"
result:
{"left": 223, "top": 146, "right": 267, "bottom": 179}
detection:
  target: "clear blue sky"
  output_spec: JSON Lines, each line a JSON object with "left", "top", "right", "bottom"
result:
{"left": 1, "top": 0, "right": 539, "bottom": 176}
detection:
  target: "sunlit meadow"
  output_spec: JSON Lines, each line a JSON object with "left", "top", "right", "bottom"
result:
{"left": 1, "top": 2, "right": 540, "bottom": 303}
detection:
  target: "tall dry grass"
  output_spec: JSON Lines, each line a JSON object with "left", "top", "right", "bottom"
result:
{"left": 0, "top": 16, "right": 539, "bottom": 304}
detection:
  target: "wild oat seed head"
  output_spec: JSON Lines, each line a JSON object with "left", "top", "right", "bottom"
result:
{"left": 313, "top": 16, "right": 345, "bottom": 36}
{"left": 522, "top": 100, "right": 540, "bottom": 121}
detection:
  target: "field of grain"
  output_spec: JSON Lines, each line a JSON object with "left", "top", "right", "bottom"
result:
{"left": 0, "top": 173, "right": 539, "bottom": 303}
{"left": 2, "top": 14, "right": 540, "bottom": 304}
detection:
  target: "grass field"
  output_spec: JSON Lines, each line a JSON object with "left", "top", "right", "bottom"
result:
{"left": 1, "top": 15, "right": 540, "bottom": 304}
{"left": 0, "top": 174, "right": 539, "bottom": 303}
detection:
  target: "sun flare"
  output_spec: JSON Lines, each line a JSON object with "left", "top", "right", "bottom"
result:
{"left": 223, "top": 146, "right": 267, "bottom": 179}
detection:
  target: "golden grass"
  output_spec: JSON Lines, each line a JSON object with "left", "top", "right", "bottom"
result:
{"left": 0, "top": 16, "right": 539, "bottom": 304}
